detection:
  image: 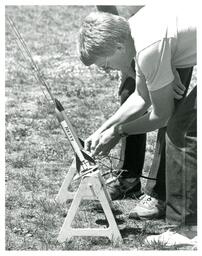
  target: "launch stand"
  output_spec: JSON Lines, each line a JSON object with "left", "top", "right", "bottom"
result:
{"left": 56, "top": 166, "right": 123, "bottom": 244}
{"left": 56, "top": 158, "right": 78, "bottom": 203}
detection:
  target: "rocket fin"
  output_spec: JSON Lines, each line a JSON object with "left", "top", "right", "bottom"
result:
{"left": 79, "top": 138, "right": 84, "bottom": 148}
{"left": 75, "top": 154, "right": 81, "bottom": 173}
{"left": 82, "top": 150, "right": 96, "bottom": 164}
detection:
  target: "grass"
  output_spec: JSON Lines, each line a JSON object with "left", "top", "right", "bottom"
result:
{"left": 5, "top": 5, "right": 197, "bottom": 251}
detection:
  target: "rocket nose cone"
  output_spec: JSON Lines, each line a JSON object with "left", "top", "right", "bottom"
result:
{"left": 55, "top": 98, "right": 64, "bottom": 111}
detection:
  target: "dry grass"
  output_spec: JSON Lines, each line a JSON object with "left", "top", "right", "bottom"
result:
{"left": 5, "top": 5, "right": 197, "bottom": 251}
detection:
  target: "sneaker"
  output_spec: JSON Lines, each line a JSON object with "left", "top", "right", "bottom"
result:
{"left": 106, "top": 176, "right": 141, "bottom": 200}
{"left": 129, "top": 194, "right": 165, "bottom": 219}
{"left": 144, "top": 230, "right": 197, "bottom": 248}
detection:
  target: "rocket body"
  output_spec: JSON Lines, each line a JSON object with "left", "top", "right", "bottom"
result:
{"left": 54, "top": 98, "right": 96, "bottom": 174}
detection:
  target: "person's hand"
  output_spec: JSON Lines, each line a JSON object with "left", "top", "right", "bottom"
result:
{"left": 92, "top": 126, "right": 120, "bottom": 156}
{"left": 84, "top": 131, "right": 101, "bottom": 153}
{"left": 172, "top": 68, "right": 186, "bottom": 99}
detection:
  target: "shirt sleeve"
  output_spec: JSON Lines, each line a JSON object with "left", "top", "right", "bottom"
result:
{"left": 136, "top": 38, "right": 174, "bottom": 91}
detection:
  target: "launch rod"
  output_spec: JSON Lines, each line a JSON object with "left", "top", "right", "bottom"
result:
{"left": 7, "top": 17, "right": 84, "bottom": 151}
{"left": 8, "top": 16, "right": 97, "bottom": 174}
{"left": 7, "top": 16, "right": 55, "bottom": 104}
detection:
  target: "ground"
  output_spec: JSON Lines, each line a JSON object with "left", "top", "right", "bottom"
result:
{"left": 5, "top": 5, "right": 197, "bottom": 251}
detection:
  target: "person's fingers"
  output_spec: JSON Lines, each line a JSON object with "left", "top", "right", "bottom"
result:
{"left": 92, "top": 144, "right": 102, "bottom": 157}
{"left": 91, "top": 138, "right": 98, "bottom": 152}
{"left": 173, "top": 84, "right": 185, "bottom": 95}
{"left": 93, "top": 141, "right": 115, "bottom": 157}
{"left": 175, "top": 78, "right": 186, "bottom": 90}
{"left": 179, "top": 83, "right": 186, "bottom": 91}
{"left": 173, "top": 90, "right": 183, "bottom": 99}
{"left": 173, "top": 68, "right": 186, "bottom": 94}
{"left": 100, "top": 148, "right": 110, "bottom": 156}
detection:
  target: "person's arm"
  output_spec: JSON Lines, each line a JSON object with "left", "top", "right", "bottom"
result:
{"left": 100, "top": 75, "right": 150, "bottom": 130}
{"left": 92, "top": 81, "right": 174, "bottom": 156}
{"left": 121, "top": 83, "right": 174, "bottom": 134}
{"left": 120, "top": 68, "right": 189, "bottom": 134}
{"left": 85, "top": 76, "right": 151, "bottom": 152}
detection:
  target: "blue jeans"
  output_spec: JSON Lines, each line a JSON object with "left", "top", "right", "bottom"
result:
{"left": 166, "top": 86, "right": 197, "bottom": 225}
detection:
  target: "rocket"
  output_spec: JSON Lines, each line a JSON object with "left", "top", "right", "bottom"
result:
{"left": 54, "top": 98, "right": 97, "bottom": 176}
{"left": 7, "top": 16, "right": 97, "bottom": 178}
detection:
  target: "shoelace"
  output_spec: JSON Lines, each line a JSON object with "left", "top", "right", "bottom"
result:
{"left": 141, "top": 195, "right": 166, "bottom": 212}
{"left": 139, "top": 195, "right": 159, "bottom": 207}
{"left": 141, "top": 195, "right": 152, "bottom": 202}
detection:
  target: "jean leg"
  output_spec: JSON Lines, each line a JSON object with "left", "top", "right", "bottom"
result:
{"left": 144, "top": 127, "right": 166, "bottom": 200}
{"left": 166, "top": 86, "right": 197, "bottom": 225}
{"left": 118, "top": 76, "right": 146, "bottom": 178}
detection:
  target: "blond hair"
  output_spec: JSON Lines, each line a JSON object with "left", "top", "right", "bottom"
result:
{"left": 79, "top": 12, "right": 130, "bottom": 66}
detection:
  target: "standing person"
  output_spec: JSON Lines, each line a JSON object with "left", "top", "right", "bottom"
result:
{"left": 79, "top": 2, "right": 197, "bottom": 247}
{"left": 92, "top": 5, "right": 193, "bottom": 221}
{"left": 95, "top": 5, "right": 146, "bottom": 201}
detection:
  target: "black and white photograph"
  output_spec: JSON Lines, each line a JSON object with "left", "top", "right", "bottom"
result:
{"left": 3, "top": 0, "right": 199, "bottom": 252}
